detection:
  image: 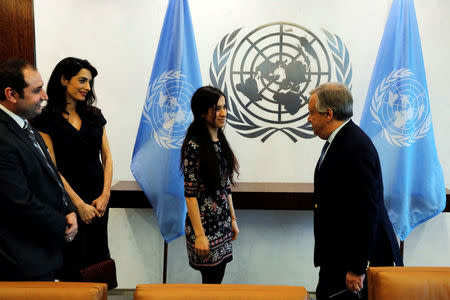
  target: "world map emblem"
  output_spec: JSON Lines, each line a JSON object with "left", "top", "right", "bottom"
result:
{"left": 210, "top": 22, "right": 353, "bottom": 142}
{"left": 370, "top": 68, "right": 432, "bottom": 147}
{"left": 143, "top": 70, "right": 194, "bottom": 149}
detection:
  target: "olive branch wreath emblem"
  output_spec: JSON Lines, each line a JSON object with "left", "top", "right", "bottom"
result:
{"left": 369, "top": 68, "right": 431, "bottom": 147}
{"left": 322, "top": 29, "right": 353, "bottom": 90}
{"left": 209, "top": 26, "right": 353, "bottom": 142}
{"left": 143, "top": 70, "right": 187, "bottom": 149}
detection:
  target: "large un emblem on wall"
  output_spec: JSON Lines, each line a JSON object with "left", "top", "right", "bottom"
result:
{"left": 210, "top": 22, "right": 353, "bottom": 142}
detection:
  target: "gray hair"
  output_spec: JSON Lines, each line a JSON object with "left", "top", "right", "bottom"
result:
{"left": 309, "top": 82, "right": 353, "bottom": 121}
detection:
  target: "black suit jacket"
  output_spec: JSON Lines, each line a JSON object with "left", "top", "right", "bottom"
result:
{"left": 313, "top": 120, "right": 402, "bottom": 275}
{"left": 0, "top": 109, "right": 74, "bottom": 279}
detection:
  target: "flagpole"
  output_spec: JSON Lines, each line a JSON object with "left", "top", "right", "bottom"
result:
{"left": 163, "top": 242, "right": 168, "bottom": 283}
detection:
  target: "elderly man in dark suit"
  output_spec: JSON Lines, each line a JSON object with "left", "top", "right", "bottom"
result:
{"left": 0, "top": 59, "right": 77, "bottom": 281}
{"left": 308, "top": 82, "right": 403, "bottom": 300}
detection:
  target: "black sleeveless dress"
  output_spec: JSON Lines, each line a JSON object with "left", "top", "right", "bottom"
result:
{"left": 33, "top": 108, "right": 110, "bottom": 280}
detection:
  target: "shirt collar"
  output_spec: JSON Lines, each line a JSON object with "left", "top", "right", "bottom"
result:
{"left": 327, "top": 118, "right": 350, "bottom": 144}
{"left": 0, "top": 103, "right": 26, "bottom": 128}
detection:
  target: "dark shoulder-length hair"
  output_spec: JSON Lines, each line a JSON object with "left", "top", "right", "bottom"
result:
{"left": 45, "top": 57, "right": 100, "bottom": 123}
{"left": 181, "top": 86, "right": 239, "bottom": 192}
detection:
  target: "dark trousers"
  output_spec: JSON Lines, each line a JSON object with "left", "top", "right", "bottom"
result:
{"left": 316, "top": 267, "right": 367, "bottom": 300}
{"left": 199, "top": 263, "right": 227, "bottom": 284}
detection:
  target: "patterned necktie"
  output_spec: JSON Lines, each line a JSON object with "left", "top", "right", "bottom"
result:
{"left": 23, "top": 121, "right": 46, "bottom": 157}
{"left": 23, "top": 121, "right": 69, "bottom": 208}
{"left": 318, "top": 141, "right": 330, "bottom": 169}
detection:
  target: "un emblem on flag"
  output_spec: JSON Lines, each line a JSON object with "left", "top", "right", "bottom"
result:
{"left": 370, "top": 68, "right": 432, "bottom": 147}
{"left": 143, "top": 70, "right": 194, "bottom": 149}
{"left": 210, "top": 22, "right": 353, "bottom": 142}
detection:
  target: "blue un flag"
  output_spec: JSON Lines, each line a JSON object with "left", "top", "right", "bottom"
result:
{"left": 131, "top": 0, "right": 202, "bottom": 242}
{"left": 360, "top": 0, "right": 445, "bottom": 240}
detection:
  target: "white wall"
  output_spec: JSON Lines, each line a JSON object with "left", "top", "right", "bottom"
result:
{"left": 34, "top": 0, "right": 450, "bottom": 185}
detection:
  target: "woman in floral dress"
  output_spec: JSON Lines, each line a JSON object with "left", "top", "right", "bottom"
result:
{"left": 181, "top": 86, "right": 239, "bottom": 284}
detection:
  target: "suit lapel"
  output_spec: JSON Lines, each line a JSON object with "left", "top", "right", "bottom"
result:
{"left": 0, "top": 111, "right": 61, "bottom": 184}
{"left": 33, "top": 127, "right": 61, "bottom": 176}
{"left": 318, "top": 120, "right": 354, "bottom": 172}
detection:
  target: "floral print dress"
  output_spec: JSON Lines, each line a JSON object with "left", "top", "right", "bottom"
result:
{"left": 183, "top": 139, "right": 233, "bottom": 270}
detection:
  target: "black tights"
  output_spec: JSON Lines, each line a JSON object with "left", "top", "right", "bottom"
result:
{"left": 200, "top": 263, "right": 226, "bottom": 284}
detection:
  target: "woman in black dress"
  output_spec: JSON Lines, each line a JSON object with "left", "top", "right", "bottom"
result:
{"left": 181, "top": 86, "right": 239, "bottom": 284}
{"left": 33, "top": 57, "right": 113, "bottom": 281}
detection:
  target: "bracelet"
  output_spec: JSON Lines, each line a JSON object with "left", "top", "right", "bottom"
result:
{"left": 231, "top": 216, "right": 238, "bottom": 221}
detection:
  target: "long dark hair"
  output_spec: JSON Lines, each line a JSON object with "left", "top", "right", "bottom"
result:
{"left": 181, "top": 86, "right": 239, "bottom": 192}
{"left": 44, "top": 57, "right": 99, "bottom": 123}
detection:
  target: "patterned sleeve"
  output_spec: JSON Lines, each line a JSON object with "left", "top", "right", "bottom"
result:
{"left": 183, "top": 140, "right": 200, "bottom": 197}
{"left": 226, "top": 178, "right": 232, "bottom": 195}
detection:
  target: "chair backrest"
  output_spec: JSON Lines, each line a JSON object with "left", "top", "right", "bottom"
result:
{"left": 368, "top": 267, "right": 450, "bottom": 300}
{"left": 0, "top": 281, "right": 107, "bottom": 300}
{"left": 134, "top": 284, "right": 309, "bottom": 300}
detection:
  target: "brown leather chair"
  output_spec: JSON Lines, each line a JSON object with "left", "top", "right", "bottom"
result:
{"left": 0, "top": 281, "right": 107, "bottom": 300}
{"left": 368, "top": 267, "right": 450, "bottom": 300}
{"left": 134, "top": 284, "right": 309, "bottom": 300}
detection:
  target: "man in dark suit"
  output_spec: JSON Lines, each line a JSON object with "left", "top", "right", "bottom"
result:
{"left": 0, "top": 59, "right": 78, "bottom": 281}
{"left": 308, "top": 82, "right": 403, "bottom": 299}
